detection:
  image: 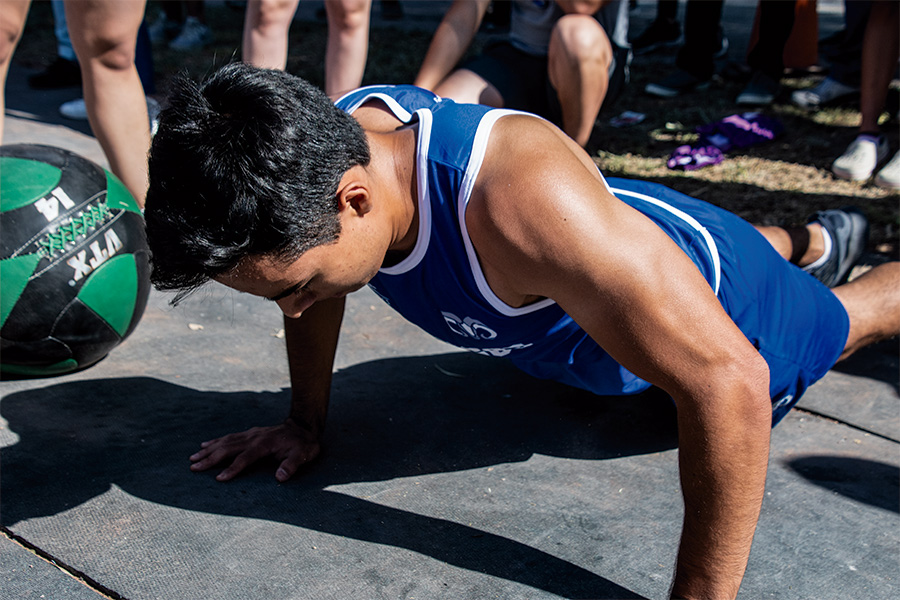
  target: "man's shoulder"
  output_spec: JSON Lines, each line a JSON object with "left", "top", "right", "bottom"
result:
{"left": 469, "top": 115, "right": 588, "bottom": 227}
{"left": 477, "top": 114, "right": 585, "bottom": 186}
{"left": 470, "top": 113, "right": 612, "bottom": 246}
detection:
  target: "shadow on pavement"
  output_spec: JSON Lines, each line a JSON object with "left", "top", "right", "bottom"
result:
{"left": 785, "top": 455, "right": 900, "bottom": 514}
{"left": 1, "top": 353, "right": 679, "bottom": 599}
{"left": 829, "top": 341, "right": 900, "bottom": 397}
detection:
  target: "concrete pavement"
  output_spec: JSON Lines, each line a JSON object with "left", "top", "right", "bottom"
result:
{"left": 3, "top": 2, "right": 898, "bottom": 599}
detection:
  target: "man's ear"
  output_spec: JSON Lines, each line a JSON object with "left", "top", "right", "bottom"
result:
{"left": 336, "top": 166, "right": 373, "bottom": 216}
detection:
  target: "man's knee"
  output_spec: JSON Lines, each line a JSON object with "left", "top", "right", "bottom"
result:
{"left": 549, "top": 14, "right": 612, "bottom": 67}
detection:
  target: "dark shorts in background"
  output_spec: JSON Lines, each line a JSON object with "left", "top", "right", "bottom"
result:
{"left": 462, "top": 41, "right": 630, "bottom": 127}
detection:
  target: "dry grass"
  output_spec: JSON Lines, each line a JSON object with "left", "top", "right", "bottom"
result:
{"left": 15, "top": 0, "right": 898, "bottom": 257}
{"left": 595, "top": 63, "right": 899, "bottom": 256}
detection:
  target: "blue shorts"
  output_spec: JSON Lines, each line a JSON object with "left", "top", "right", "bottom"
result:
{"left": 608, "top": 179, "right": 851, "bottom": 426}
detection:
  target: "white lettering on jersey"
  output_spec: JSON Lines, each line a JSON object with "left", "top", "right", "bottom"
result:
{"left": 442, "top": 311, "right": 498, "bottom": 340}
{"left": 442, "top": 311, "right": 532, "bottom": 356}
{"left": 463, "top": 343, "right": 533, "bottom": 358}
{"left": 772, "top": 394, "right": 794, "bottom": 413}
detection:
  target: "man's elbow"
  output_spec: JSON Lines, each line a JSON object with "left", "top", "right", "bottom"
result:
{"left": 720, "top": 350, "right": 772, "bottom": 428}
{"left": 680, "top": 349, "right": 773, "bottom": 429}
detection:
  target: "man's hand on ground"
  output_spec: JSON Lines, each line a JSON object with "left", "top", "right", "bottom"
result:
{"left": 189, "top": 417, "right": 321, "bottom": 482}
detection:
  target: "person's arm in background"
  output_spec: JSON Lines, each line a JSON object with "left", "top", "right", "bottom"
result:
{"left": 414, "top": 0, "right": 491, "bottom": 91}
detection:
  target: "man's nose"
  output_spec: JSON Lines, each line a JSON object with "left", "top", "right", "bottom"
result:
{"left": 276, "top": 297, "right": 304, "bottom": 319}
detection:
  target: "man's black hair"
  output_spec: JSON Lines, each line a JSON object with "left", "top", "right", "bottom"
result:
{"left": 144, "top": 62, "right": 371, "bottom": 301}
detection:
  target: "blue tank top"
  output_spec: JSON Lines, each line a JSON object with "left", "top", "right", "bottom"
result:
{"left": 335, "top": 86, "right": 721, "bottom": 396}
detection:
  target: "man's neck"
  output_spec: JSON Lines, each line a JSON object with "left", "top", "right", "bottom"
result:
{"left": 366, "top": 126, "right": 420, "bottom": 260}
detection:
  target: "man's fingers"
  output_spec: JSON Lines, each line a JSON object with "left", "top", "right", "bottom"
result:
{"left": 275, "top": 458, "right": 299, "bottom": 482}
{"left": 190, "top": 450, "right": 225, "bottom": 471}
{"left": 215, "top": 448, "right": 264, "bottom": 481}
{"left": 215, "top": 468, "right": 238, "bottom": 482}
{"left": 189, "top": 447, "right": 212, "bottom": 462}
{"left": 275, "top": 445, "right": 321, "bottom": 482}
{"left": 190, "top": 443, "right": 240, "bottom": 470}
{"left": 189, "top": 425, "right": 319, "bottom": 482}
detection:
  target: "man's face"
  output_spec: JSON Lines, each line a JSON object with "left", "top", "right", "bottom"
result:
{"left": 217, "top": 228, "right": 382, "bottom": 318}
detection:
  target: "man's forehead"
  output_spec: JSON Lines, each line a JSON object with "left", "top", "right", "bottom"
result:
{"left": 218, "top": 254, "right": 296, "bottom": 289}
{"left": 235, "top": 252, "right": 296, "bottom": 274}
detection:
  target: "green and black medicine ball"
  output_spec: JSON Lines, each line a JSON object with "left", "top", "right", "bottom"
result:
{"left": 1, "top": 144, "right": 150, "bottom": 378}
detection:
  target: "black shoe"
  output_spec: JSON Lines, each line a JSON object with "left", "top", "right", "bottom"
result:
{"left": 645, "top": 69, "right": 710, "bottom": 98}
{"left": 28, "top": 57, "right": 81, "bottom": 90}
{"left": 804, "top": 207, "right": 869, "bottom": 288}
{"left": 736, "top": 71, "right": 780, "bottom": 106}
{"left": 713, "top": 26, "right": 729, "bottom": 59}
{"left": 630, "top": 18, "right": 682, "bottom": 55}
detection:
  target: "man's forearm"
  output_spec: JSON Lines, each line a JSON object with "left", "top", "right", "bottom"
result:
{"left": 670, "top": 373, "right": 772, "bottom": 599}
{"left": 284, "top": 296, "right": 346, "bottom": 437}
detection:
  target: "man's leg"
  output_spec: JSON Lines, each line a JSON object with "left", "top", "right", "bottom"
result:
{"left": 832, "top": 262, "right": 900, "bottom": 359}
{"left": 755, "top": 223, "right": 823, "bottom": 266}
{"left": 548, "top": 14, "right": 613, "bottom": 147}
{"left": 723, "top": 204, "right": 895, "bottom": 419}
{"left": 754, "top": 207, "right": 868, "bottom": 288}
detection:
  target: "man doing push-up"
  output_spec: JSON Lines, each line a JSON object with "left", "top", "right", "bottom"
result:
{"left": 144, "top": 63, "right": 899, "bottom": 599}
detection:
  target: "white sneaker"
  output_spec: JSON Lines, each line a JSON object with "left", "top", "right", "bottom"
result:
{"left": 832, "top": 135, "right": 890, "bottom": 181}
{"left": 60, "top": 96, "right": 161, "bottom": 135}
{"left": 59, "top": 97, "right": 88, "bottom": 120}
{"left": 148, "top": 12, "right": 180, "bottom": 44}
{"left": 792, "top": 77, "right": 859, "bottom": 110}
{"left": 168, "top": 17, "right": 212, "bottom": 50}
{"left": 146, "top": 97, "right": 160, "bottom": 136}
{"left": 874, "top": 151, "right": 900, "bottom": 189}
